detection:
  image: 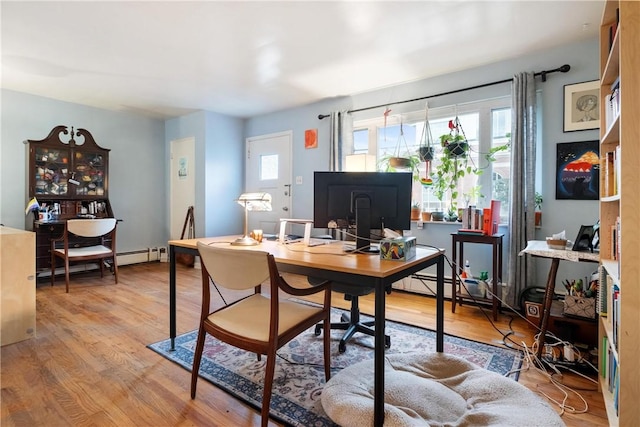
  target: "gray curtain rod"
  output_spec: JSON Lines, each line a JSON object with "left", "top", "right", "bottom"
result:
{"left": 318, "top": 64, "right": 570, "bottom": 120}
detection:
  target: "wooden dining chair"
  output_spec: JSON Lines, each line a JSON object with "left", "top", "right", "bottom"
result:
{"left": 51, "top": 218, "right": 118, "bottom": 293}
{"left": 192, "top": 242, "right": 332, "bottom": 427}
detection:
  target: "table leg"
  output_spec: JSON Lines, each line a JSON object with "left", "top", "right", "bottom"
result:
{"left": 374, "top": 279, "right": 386, "bottom": 426}
{"left": 451, "top": 236, "right": 458, "bottom": 313}
{"left": 169, "top": 245, "right": 177, "bottom": 351}
{"left": 436, "top": 254, "right": 444, "bottom": 352}
{"left": 536, "top": 258, "right": 560, "bottom": 358}
{"left": 492, "top": 240, "right": 499, "bottom": 321}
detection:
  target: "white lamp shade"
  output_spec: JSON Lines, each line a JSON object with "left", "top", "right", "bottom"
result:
{"left": 236, "top": 192, "right": 272, "bottom": 211}
{"left": 345, "top": 154, "right": 376, "bottom": 172}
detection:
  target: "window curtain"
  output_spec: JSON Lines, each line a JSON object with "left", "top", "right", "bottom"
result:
{"left": 507, "top": 72, "right": 537, "bottom": 308}
{"left": 329, "top": 111, "right": 353, "bottom": 171}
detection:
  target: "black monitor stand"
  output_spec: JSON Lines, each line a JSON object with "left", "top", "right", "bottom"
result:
{"left": 345, "top": 196, "right": 379, "bottom": 254}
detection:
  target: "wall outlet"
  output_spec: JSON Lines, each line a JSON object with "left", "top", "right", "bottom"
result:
{"left": 158, "top": 246, "right": 168, "bottom": 262}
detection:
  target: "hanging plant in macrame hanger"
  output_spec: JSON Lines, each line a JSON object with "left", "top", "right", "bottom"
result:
{"left": 388, "top": 117, "right": 414, "bottom": 168}
{"left": 419, "top": 102, "right": 435, "bottom": 187}
{"left": 418, "top": 102, "right": 435, "bottom": 162}
{"left": 440, "top": 115, "right": 469, "bottom": 158}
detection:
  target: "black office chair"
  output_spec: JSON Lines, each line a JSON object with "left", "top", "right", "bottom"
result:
{"left": 308, "top": 277, "right": 391, "bottom": 353}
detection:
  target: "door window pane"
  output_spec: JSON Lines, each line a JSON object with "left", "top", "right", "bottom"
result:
{"left": 260, "top": 154, "right": 278, "bottom": 180}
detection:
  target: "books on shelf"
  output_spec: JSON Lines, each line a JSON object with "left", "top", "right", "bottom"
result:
{"left": 457, "top": 200, "right": 501, "bottom": 236}
{"left": 598, "top": 266, "right": 608, "bottom": 316}
{"left": 604, "top": 78, "right": 620, "bottom": 133}
{"left": 607, "top": 7, "right": 620, "bottom": 51}
{"left": 611, "top": 283, "right": 620, "bottom": 350}
{"left": 482, "top": 207, "right": 491, "bottom": 235}
{"left": 460, "top": 206, "right": 483, "bottom": 230}
{"left": 458, "top": 228, "right": 485, "bottom": 235}
{"left": 489, "top": 200, "right": 500, "bottom": 235}
{"left": 603, "top": 146, "right": 621, "bottom": 198}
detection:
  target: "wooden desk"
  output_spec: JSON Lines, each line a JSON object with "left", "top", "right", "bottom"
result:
{"left": 519, "top": 240, "right": 599, "bottom": 358}
{"left": 169, "top": 236, "right": 446, "bottom": 427}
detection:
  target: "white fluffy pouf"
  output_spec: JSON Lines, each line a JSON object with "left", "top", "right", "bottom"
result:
{"left": 321, "top": 352, "right": 565, "bottom": 427}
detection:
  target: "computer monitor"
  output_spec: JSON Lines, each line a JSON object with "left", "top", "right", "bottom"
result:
{"left": 313, "top": 171, "right": 412, "bottom": 253}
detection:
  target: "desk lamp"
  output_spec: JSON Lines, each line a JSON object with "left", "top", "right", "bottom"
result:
{"left": 232, "top": 192, "right": 272, "bottom": 246}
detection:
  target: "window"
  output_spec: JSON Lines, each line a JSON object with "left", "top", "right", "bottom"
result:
{"left": 352, "top": 98, "right": 511, "bottom": 221}
{"left": 260, "top": 154, "right": 278, "bottom": 180}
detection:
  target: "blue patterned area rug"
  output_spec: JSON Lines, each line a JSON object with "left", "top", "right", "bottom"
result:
{"left": 148, "top": 308, "right": 523, "bottom": 427}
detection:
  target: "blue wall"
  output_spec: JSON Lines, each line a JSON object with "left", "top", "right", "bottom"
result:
{"left": 165, "top": 111, "right": 244, "bottom": 238}
{"left": 245, "top": 37, "right": 601, "bottom": 288}
{"left": 1, "top": 90, "right": 166, "bottom": 253}
{"left": 1, "top": 37, "right": 600, "bottom": 289}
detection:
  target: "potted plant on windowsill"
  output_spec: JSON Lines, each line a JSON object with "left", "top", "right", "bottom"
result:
{"left": 535, "top": 192, "right": 543, "bottom": 227}
{"left": 411, "top": 201, "right": 421, "bottom": 221}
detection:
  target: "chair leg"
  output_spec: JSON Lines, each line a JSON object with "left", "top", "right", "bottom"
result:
{"left": 190, "top": 327, "right": 207, "bottom": 399}
{"left": 112, "top": 256, "right": 119, "bottom": 284}
{"left": 51, "top": 253, "right": 56, "bottom": 287}
{"left": 261, "top": 352, "right": 277, "bottom": 427}
{"left": 65, "top": 259, "right": 70, "bottom": 293}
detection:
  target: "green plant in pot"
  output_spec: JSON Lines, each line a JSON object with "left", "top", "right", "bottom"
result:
{"left": 417, "top": 103, "right": 435, "bottom": 162}
{"left": 410, "top": 201, "right": 421, "bottom": 221}
{"left": 384, "top": 119, "right": 420, "bottom": 173}
{"left": 534, "top": 192, "right": 543, "bottom": 227}
{"left": 446, "top": 204, "right": 459, "bottom": 222}
{"left": 379, "top": 153, "right": 421, "bottom": 182}
{"left": 431, "top": 143, "right": 472, "bottom": 215}
{"left": 440, "top": 117, "right": 468, "bottom": 158}
{"left": 431, "top": 121, "right": 510, "bottom": 219}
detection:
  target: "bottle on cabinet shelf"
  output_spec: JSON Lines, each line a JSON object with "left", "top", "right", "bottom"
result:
{"left": 464, "top": 260, "right": 472, "bottom": 278}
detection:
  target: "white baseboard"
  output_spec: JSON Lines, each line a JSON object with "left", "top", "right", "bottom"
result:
{"left": 117, "top": 250, "right": 150, "bottom": 265}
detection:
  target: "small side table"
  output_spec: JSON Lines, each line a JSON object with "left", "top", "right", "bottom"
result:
{"left": 451, "top": 233, "right": 504, "bottom": 321}
{"left": 519, "top": 240, "right": 599, "bottom": 358}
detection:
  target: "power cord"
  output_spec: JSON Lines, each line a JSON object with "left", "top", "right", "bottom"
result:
{"left": 413, "top": 245, "right": 597, "bottom": 415}
{"left": 413, "top": 246, "right": 525, "bottom": 351}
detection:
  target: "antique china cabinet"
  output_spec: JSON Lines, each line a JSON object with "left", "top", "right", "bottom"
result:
{"left": 25, "top": 125, "right": 114, "bottom": 275}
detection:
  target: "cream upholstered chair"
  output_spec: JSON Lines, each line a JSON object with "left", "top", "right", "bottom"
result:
{"left": 51, "top": 218, "right": 118, "bottom": 293}
{"left": 192, "top": 242, "right": 332, "bottom": 427}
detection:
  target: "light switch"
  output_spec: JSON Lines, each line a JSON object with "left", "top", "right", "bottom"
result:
{"left": 295, "top": 176, "right": 303, "bottom": 185}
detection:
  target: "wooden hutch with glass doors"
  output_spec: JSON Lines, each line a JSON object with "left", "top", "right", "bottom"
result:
{"left": 25, "top": 125, "right": 115, "bottom": 276}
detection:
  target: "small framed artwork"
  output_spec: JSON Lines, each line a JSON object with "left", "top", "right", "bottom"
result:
{"left": 304, "top": 129, "right": 318, "bottom": 149}
{"left": 563, "top": 80, "right": 600, "bottom": 132}
{"left": 556, "top": 140, "right": 599, "bottom": 200}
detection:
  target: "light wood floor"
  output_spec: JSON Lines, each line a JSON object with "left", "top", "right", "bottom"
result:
{"left": 1, "top": 262, "right": 608, "bottom": 426}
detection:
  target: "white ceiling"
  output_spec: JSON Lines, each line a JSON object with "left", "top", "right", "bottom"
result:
{"left": 1, "top": 1, "right": 603, "bottom": 120}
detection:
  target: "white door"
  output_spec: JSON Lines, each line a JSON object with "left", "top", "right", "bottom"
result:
{"left": 246, "top": 131, "right": 292, "bottom": 235}
{"left": 170, "top": 137, "right": 196, "bottom": 240}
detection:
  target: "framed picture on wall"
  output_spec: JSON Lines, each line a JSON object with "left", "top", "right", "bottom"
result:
{"left": 563, "top": 80, "right": 600, "bottom": 132}
{"left": 556, "top": 140, "right": 599, "bottom": 200}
